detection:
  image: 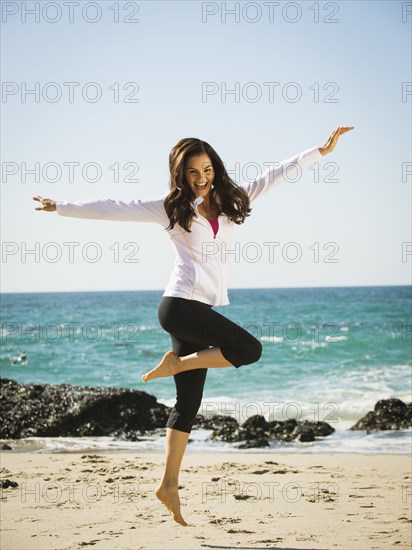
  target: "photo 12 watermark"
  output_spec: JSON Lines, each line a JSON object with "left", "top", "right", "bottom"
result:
{"left": 199, "top": 399, "right": 341, "bottom": 424}
{"left": 1, "top": 1, "right": 140, "bottom": 24}
{"left": 1, "top": 241, "right": 142, "bottom": 264}
{"left": 1, "top": 480, "right": 142, "bottom": 504}
{"left": 2, "top": 161, "right": 140, "bottom": 184}
{"left": 1, "top": 321, "right": 142, "bottom": 344}
{"left": 1, "top": 82, "right": 140, "bottom": 103}
{"left": 401, "top": 161, "right": 411, "bottom": 182}
{"left": 201, "top": 240, "right": 340, "bottom": 264}
{"left": 201, "top": 479, "right": 340, "bottom": 503}
{"left": 201, "top": 81, "right": 340, "bottom": 103}
{"left": 201, "top": 2, "right": 341, "bottom": 24}
{"left": 225, "top": 159, "right": 341, "bottom": 185}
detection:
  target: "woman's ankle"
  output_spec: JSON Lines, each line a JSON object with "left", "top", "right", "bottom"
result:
{"left": 158, "top": 478, "right": 179, "bottom": 489}
{"left": 170, "top": 354, "right": 181, "bottom": 375}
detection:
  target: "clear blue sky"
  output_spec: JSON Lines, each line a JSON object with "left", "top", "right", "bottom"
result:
{"left": 1, "top": 0, "right": 411, "bottom": 293}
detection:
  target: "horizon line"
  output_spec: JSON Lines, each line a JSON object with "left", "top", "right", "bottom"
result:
{"left": 1, "top": 283, "right": 411, "bottom": 295}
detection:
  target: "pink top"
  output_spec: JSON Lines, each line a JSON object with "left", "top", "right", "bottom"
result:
{"left": 208, "top": 218, "right": 219, "bottom": 238}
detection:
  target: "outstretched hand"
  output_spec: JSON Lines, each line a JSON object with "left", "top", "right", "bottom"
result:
{"left": 319, "top": 126, "right": 354, "bottom": 156}
{"left": 33, "top": 195, "right": 57, "bottom": 212}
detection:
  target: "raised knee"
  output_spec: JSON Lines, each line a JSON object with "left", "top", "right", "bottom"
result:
{"left": 243, "top": 338, "right": 262, "bottom": 365}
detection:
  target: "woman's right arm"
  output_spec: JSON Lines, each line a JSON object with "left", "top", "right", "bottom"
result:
{"left": 33, "top": 194, "right": 169, "bottom": 225}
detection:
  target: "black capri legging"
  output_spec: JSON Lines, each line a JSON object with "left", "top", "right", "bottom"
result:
{"left": 157, "top": 296, "right": 262, "bottom": 433}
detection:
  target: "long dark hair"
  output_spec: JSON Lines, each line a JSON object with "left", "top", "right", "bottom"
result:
{"left": 164, "top": 137, "right": 251, "bottom": 233}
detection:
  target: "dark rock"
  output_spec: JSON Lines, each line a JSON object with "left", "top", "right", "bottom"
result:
{"left": 267, "top": 418, "right": 335, "bottom": 442}
{"left": 375, "top": 398, "right": 407, "bottom": 418}
{"left": 0, "top": 377, "right": 171, "bottom": 439}
{"left": 0, "top": 377, "right": 338, "bottom": 447}
{"left": 291, "top": 424, "right": 315, "bottom": 442}
{"left": 210, "top": 416, "right": 241, "bottom": 442}
{"left": 237, "top": 437, "right": 270, "bottom": 449}
{"left": 350, "top": 398, "right": 412, "bottom": 432}
{"left": 114, "top": 429, "right": 147, "bottom": 442}
{"left": 0, "top": 479, "right": 18, "bottom": 488}
{"left": 203, "top": 414, "right": 272, "bottom": 443}
{"left": 193, "top": 414, "right": 237, "bottom": 430}
{"left": 209, "top": 413, "right": 334, "bottom": 445}
{"left": 1, "top": 443, "right": 12, "bottom": 450}
{"left": 301, "top": 420, "right": 335, "bottom": 437}
{"left": 241, "top": 415, "right": 269, "bottom": 440}
{"left": 268, "top": 419, "right": 298, "bottom": 441}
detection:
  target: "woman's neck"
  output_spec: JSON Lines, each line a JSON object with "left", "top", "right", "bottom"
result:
{"left": 198, "top": 192, "right": 220, "bottom": 219}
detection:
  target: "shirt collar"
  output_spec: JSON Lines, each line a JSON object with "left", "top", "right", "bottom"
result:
{"left": 191, "top": 189, "right": 221, "bottom": 207}
{"left": 193, "top": 195, "right": 204, "bottom": 206}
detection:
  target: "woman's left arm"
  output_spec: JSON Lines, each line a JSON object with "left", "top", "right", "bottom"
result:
{"left": 240, "top": 126, "right": 354, "bottom": 202}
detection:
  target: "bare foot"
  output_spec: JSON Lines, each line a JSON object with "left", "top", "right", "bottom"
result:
{"left": 155, "top": 484, "right": 188, "bottom": 526}
{"left": 141, "top": 351, "right": 179, "bottom": 382}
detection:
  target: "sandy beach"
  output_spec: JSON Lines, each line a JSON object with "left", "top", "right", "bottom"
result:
{"left": 1, "top": 450, "right": 411, "bottom": 550}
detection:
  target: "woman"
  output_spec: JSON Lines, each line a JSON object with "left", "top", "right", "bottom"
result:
{"left": 33, "top": 125, "right": 354, "bottom": 526}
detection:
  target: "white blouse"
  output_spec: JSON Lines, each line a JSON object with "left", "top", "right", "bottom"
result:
{"left": 56, "top": 146, "right": 322, "bottom": 306}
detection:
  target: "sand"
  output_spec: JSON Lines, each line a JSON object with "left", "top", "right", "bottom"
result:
{"left": 0, "top": 450, "right": 411, "bottom": 549}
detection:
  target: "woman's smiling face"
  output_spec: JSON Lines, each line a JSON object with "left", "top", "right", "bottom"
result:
{"left": 185, "top": 153, "right": 215, "bottom": 198}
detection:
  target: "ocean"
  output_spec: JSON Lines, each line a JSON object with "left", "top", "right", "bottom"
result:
{"left": 1, "top": 285, "right": 411, "bottom": 454}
